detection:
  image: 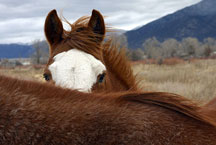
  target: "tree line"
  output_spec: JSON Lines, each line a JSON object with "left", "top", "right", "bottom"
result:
{"left": 129, "top": 37, "right": 216, "bottom": 61}
{"left": 31, "top": 35, "right": 216, "bottom": 64}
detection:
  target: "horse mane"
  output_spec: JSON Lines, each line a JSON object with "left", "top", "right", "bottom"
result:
{"left": 102, "top": 40, "right": 138, "bottom": 90}
{"left": 61, "top": 16, "right": 104, "bottom": 60}
{"left": 121, "top": 92, "right": 216, "bottom": 127}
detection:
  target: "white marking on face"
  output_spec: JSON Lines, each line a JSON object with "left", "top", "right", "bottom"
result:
{"left": 48, "top": 49, "right": 106, "bottom": 92}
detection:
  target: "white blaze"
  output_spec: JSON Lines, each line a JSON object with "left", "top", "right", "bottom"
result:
{"left": 49, "top": 49, "right": 106, "bottom": 92}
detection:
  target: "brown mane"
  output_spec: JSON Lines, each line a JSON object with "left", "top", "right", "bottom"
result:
{"left": 61, "top": 16, "right": 104, "bottom": 60}
{"left": 122, "top": 92, "right": 216, "bottom": 126}
{"left": 199, "top": 97, "right": 216, "bottom": 122}
{"left": 102, "top": 40, "right": 138, "bottom": 90}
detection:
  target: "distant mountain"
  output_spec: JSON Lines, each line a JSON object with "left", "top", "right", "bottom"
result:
{"left": 126, "top": 0, "right": 216, "bottom": 49}
{"left": 107, "top": 29, "right": 126, "bottom": 36}
{"left": 0, "top": 44, "right": 34, "bottom": 58}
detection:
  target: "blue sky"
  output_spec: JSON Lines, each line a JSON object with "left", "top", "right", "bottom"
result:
{"left": 0, "top": 0, "right": 201, "bottom": 44}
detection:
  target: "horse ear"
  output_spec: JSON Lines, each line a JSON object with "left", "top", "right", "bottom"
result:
{"left": 44, "top": 9, "right": 63, "bottom": 45}
{"left": 88, "top": 9, "right": 105, "bottom": 40}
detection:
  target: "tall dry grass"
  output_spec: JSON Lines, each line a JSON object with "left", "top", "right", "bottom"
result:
{"left": 133, "top": 59, "right": 216, "bottom": 105}
{"left": 0, "top": 66, "right": 44, "bottom": 82}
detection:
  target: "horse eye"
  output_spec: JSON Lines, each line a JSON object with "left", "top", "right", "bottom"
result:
{"left": 98, "top": 73, "right": 105, "bottom": 83}
{"left": 76, "top": 27, "right": 84, "bottom": 32}
{"left": 43, "top": 73, "right": 51, "bottom": 81}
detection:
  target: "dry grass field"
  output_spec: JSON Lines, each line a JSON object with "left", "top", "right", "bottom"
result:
{"left": 133, "top": 59, "right": 216, "bottom": 105}
{"left": 0, "top": 66, "right": 45, "bottom": 82}
{"left": 0, "top": 59, "right": 216, "bottom": 105}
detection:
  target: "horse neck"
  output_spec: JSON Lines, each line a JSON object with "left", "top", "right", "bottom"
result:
{"left": 102, "top": 41, "right": 138, "bottom": 91}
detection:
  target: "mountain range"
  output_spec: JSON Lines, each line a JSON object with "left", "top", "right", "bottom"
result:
{"left": 0, "top": 44, "right": 34, "bottom": 59}
{"left": 125, "top": 0, "right": 216, "bottom": 49}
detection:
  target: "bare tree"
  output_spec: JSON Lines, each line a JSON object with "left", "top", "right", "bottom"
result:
{"left": 129, "top": 49, "right": 145, "bottom": 61}
{"left": 204, "top": 45, "right": 212, "bottom": 57}
{"left": 143, "top": 37, "right": 162, "bottom": 59}
{"left": 204, "top": 37, "right": 216, "bottom": 52}
{"left": 161, "top": 38, "right": 179, "bottom": 58}
{"left": 181, "top": 37, "right": 200, "bottom": 57}
{"left": 31, "top": 40, "right": 49, "bottom": 64}
{"left": 140, "top": 37, "right": 216, "bottom": 59}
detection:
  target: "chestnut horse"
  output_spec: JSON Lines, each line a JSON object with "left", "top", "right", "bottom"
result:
{"left": 1, "top": 74, "right": 216, "bottom": 144}
{"left": 43, "top": 9, "right": 137, "bottom": 93}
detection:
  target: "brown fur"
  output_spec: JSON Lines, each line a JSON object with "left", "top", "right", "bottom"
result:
{"left": 0, "top": 75, "right": 216, "bottom": 144}
{"left": 44, "top": 9, "right": 138, "bottom": 92}
{"left": 199, "top": 97, "right": 216, "bottom": 122}
{"left": 102, "top": 39, "right": 138, "bottom": 91}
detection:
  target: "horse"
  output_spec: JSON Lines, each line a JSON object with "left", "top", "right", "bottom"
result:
{"left": 43, "top": 9, "right": 138, "bottom": 93}
{"left": 1, "top": 74, "right": 216, "bottom": 144}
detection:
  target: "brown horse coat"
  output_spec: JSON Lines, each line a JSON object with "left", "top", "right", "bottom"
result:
{"left": 200, "top": 97, "right": 216, "bottom": 122}
{"left": 0, "top": 75, "right": 216, "bottom": 145}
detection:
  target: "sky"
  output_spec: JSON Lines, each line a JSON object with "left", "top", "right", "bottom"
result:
{"left": 0, "top": 0, "right": 201, "bottom": 44}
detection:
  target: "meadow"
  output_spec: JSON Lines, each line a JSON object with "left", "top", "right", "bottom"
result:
{"left": 0, "top": 59, "right": 215, "bottom": 105}
{"left": 0, "top": 65, "right": 44, "bottom": 82}
{"left": 133, "top": 59, "right": 216, "bottom": 105}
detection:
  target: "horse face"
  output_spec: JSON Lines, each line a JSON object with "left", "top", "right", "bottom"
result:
{"left": 44, "top": 9, "right": 106, "bottom": 92}
{"left": 47, "top": 49, "right": 106, "bottom": 92}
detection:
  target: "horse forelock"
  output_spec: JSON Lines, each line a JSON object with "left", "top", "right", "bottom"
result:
{"left": 60, "top": 16, "right": 106, "bottom": 61}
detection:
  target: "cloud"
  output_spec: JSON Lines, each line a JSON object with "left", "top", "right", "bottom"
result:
{"left": 0, "top": 0, "right": 201, "bottom": 43}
